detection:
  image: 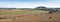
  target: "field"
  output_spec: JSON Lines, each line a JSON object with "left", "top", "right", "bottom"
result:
{"left": 0, "top": 10, "right": 60, "bottom": 22}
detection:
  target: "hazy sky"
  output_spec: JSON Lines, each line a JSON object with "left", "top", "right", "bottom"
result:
{"left": 0, "top": 0, "right": 60, "bottom": 8}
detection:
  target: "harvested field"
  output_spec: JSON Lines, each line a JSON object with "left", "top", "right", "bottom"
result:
{"left": 0, "top": 10, "right": 60, "bottom": 22}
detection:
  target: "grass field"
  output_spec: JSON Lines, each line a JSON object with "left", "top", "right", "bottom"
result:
{"left": 0, "top": 10, "right": 48, "bottom": 15}
{"left": 0, "top": 10, "right": 60, "bottom": 22}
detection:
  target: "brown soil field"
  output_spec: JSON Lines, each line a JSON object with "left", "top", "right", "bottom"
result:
{"left": 0, "top": 10, "right": 60, "bottom": 22}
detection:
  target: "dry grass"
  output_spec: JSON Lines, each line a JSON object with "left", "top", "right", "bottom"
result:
{"left": 0, "top": 10, "right": 60, "bottom": 22}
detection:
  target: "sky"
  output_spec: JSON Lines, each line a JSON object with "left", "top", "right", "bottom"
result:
{"left": 0, "top": 0, "right": 60, "bottom": 8}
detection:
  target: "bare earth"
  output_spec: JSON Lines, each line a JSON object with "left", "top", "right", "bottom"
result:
{"left": 0, "top": 10, "right": 60, "bottom": 22}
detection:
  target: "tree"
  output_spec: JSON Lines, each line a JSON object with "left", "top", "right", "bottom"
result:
{"left": 35, "top": 6, "right": 47, "bottom": 11}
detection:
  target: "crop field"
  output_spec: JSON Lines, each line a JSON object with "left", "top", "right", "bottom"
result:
{"left": 0, "top": 10, "right": 60, "bottom": 22}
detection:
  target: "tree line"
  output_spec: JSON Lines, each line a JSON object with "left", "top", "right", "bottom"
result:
{"left": 0, "top": 6, "right": 60, "bottom": 11}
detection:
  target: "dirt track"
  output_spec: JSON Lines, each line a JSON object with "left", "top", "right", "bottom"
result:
{"left": 0, "top": 10, "right": 60, "bottom": 22}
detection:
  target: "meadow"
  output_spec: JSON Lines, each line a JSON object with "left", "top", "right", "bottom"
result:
{"left": 0, "top": 10, "right": 60, "bottom": 22}
{"left": 0, "top": 10, "right": 47, "bottom": 15}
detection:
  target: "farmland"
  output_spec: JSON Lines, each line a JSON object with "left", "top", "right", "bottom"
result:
{"left": 0, "top": 10, "right": 60, "bottom": 22}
